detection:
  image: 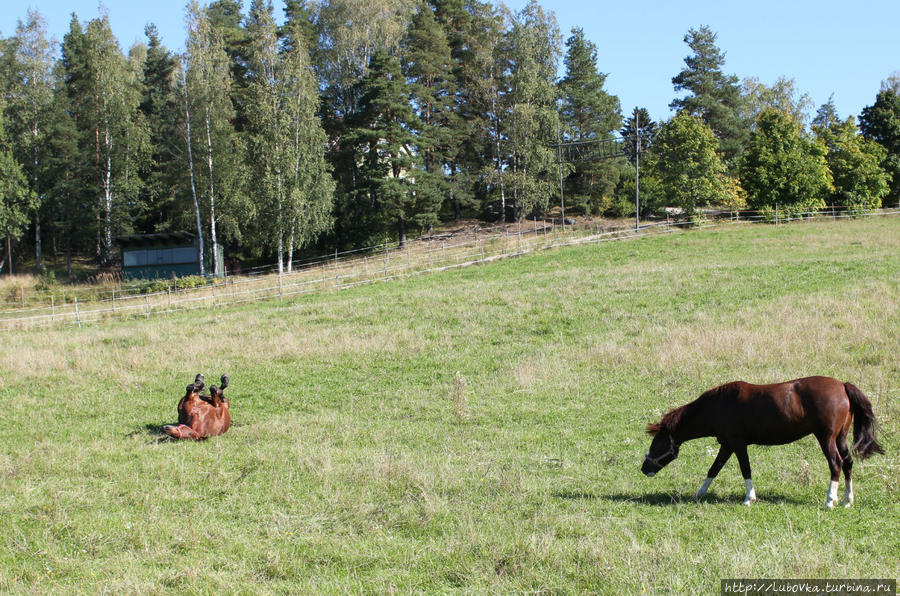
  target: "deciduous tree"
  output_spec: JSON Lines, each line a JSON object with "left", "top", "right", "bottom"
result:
{"left": 741, "top": 109, "right": 832, "bottom": 216}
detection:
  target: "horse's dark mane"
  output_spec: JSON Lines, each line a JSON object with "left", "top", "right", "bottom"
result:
{"left": 647, "top": 383, "right": 740, "bottom": 436}
{"left": 647, "top": 404, "right": 689, "bottom": 436}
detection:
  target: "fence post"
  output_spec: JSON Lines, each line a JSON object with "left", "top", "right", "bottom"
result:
{"left": 75, "top": 297, "right": 81, "bottom": 327}
{"left": 20, "top": 286, "right": 25, "bottom": 308}
{"left": 775, "top": 204, "right": 779, "bottom": 225}
{"left": 278, "top": 272, "right": 283, "bottom": 300}
{"left": 145, "top": 295, "right": 150, "bottom": 318}
{"left": 383, "top": 245, "right": 389, "bottom": 279}
{"left": 168, "top": 286, "right": 172, "bottom": 309}
{"left": 113, "top": 288, "right": 117, "bottom": 312}
{"left": 51, "top": 296, "right": 55, "bottom": 321}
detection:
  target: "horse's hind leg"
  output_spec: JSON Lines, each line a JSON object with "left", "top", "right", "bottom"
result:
{"left": 816, "top": 434, "right": 843, "bottom": 509}
{"left": 695, "top": 443, "right": 733, "bottom": 500}
{"left": 836, "top": 434, "right": 854, "bottom": 507}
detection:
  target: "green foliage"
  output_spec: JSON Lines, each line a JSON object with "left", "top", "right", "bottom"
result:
{"left": 741, "top": 109, "right": 832, "bottom": 217}
{"left": 495, "top": 0, "right": 561, "bottom": 221}
{"left": 651, "top": 112, "right": 727, "bottom": 215}
{"left": 741, "top": 76, "right": 814, "bottom": 128}
{"left": 0, "top": 104, "right": 37, "bottom": 249}
{"left": 859, "top": 89, "right": 900, "bottom": 207}
{"left": 814, "top": 116, "right": 889, "bottom": 210}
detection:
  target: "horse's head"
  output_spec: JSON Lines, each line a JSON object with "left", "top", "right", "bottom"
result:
{"left": 641, "top": 422, "right": 680, "bottom": 476}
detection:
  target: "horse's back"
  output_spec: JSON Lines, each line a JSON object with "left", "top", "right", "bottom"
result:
{"left": 706, "top": 376, "right": 849, "bottom": 445}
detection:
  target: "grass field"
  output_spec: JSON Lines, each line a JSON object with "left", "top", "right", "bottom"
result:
{"left": 1, "top": 217, "right": 899, "bottom": 594}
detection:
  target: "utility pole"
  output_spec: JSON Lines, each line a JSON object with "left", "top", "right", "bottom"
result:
{"left": 635, "top": 110, "right": 640, "bottom": 232}
{"left": 557, "top": 118, "right": 566, "bottom": 230}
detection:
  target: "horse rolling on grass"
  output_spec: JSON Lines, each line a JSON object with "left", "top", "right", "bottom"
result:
{"left": 163, "top": 373, "right": 231, "bottom": 440}
{"left": 641, "top": 376, "right": 883, "bottom": 508}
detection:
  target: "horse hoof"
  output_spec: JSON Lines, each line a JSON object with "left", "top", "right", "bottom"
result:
{"left": 825, "top": 501, "right": 835, "bottom": 509}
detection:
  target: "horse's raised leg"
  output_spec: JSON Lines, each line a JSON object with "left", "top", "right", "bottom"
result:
{"left": 695, "top": 443, "right": 733, "bottom": 500}
{"left": 732, "top": 443, "right": 756, "bottom": 505}
{"left": 162, "top": 424, "right": 200, "bottom": 440}
{"left": 836, "top": 434, "right": 853, "bottom": 507}
{"left": 817, "top": 434, "right": 843, "bottom": 509}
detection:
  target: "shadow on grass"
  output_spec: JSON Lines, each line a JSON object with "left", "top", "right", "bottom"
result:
{"left": 127, "top": 422, "right": 245, "bottom": 442}
{"left": 553, "top": 489, "right": 806, "bottom": 506}
{"left": 126, "top": 423, "right": 173, "bottom": 443}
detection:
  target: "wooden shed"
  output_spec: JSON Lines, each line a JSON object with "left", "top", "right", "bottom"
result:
{"left": 117, "top": 232, "right": 223, "bottom": 280}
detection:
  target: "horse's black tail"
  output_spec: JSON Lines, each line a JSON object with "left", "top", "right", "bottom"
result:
{"left": 845, "top": 382, "right": 884, "bottom": 459}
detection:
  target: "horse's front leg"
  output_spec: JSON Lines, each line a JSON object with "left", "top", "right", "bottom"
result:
{"left": 695, "top": 442, "right": 733, "bottom": 500}
{"left": 732, "top": 443, "right": 756, "bottom": 505}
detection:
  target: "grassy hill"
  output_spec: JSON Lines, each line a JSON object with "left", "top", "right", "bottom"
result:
{"left": 1, "top": 217, "right": 898, "bottom": 593}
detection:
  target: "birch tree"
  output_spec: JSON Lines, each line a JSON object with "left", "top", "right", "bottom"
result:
{"left": 281, "top": 11, "right": 334, "bottom": 271}
{"left": 4, "top": 10, "right": 55, "bottom": 271}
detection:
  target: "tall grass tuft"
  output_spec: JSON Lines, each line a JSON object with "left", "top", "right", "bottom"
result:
{"left": 453, "top": 371, "right": 468, "bottom": 421}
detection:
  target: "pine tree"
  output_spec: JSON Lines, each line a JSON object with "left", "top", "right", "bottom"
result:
{"left": 434, "top": 0, "right": 503, "bottom": 220}
{"left": 402, "top": 3, "right": 455, "bottom": 226}
{"left": 620, "top": 107, "right": 658, "bottom": 164}
{"left": 62, "top": 14, "right": 146, "bottom": 265}
{"left": 671, "top": 26, "right": 747, "bottom": 169}
{"left": 346, "top": 50, "right": 434, "bottom": 247}
{"left": 558, "top": 27, "right": 625, "bottom": 214}
{"left": 137, "top": 24, "right": 182, "bottom": 234}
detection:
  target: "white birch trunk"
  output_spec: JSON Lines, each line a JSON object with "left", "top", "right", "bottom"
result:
{"left": 33, "top": 122, "right": 42, "bottom": 271}
{"left": 205, "top": 106, "right": 219, "bottom": 277}
{"left": 183, "top": 70, "right": 205, "bottom": 276}
{"left": 102, "top": 122, "right": 114, "bottom": 265}
{"left": 287, "top": 222, "right": 295, "bottom": 273}
{"left": 492, "top": 86, "right": 506, "bottom": 224}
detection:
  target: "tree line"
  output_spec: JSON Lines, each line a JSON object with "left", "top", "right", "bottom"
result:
{"left": 1, "top": 1, "right": 899, "bottom": 278}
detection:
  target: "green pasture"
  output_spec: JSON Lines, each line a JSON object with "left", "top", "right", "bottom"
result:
{"left": 1, "top": 218, "right": 899, "bottom": 594}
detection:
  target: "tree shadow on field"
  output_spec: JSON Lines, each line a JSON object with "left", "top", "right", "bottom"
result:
{"left": 126, "top": 422, "right": 246, "bottom": 443}
{"left": 597, "top": 491, "right": 806, "bottom": 506}
{"left": 126, "top": 423, "right": 173, "bottom": 443}
{"left": 552, "top": 489, "right": 805, "bottom": 506}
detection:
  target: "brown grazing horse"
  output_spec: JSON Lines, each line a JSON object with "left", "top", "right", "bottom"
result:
{"left": 163, "top": 374, "right": 231, "bottom": 440}
{"left": 641, "top": 376, "right": 883, "bottom": 507}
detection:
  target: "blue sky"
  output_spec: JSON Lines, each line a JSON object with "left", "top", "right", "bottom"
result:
{"left": 3, "top": 0, "right": 898, "bottom": 124}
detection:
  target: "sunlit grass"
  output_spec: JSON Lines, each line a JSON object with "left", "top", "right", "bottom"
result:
{"left": 1, "top": 217, "right": 899, "bottom": 593}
